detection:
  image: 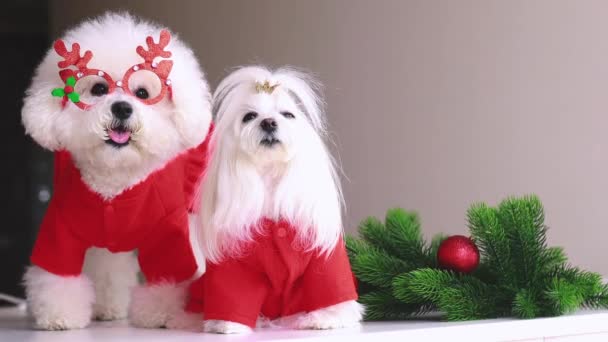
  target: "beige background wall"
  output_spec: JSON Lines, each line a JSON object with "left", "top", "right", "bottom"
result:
{"left": 50, "top": 0, "right": 608, "bottom": 274}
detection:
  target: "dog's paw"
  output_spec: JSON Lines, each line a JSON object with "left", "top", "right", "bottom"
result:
{"left": 203, "top": 320, "right": 252, "bottom": 334}
{"left": 23, "top": 266, "right": 94, "bottom": 330}
{"left": 293, "top": 300, "right": 364, "bottom": 330}
{"left": 128, "top": 282, "right": 187, "bottom": 328}
{"left": 166, "top": 311, "right": 203, "bottom": 331}
{"left": 29, "top": 314, "right": 91, "bottom": 331}
{"left": 92, "top": 301, "right": 128, "bottom": 321}
{"left": 256, "top": 315, "right": 273, "bottom": 328}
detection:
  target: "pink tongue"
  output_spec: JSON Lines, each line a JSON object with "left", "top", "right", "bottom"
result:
{"left": 108, "top": 130, "right": 131, "bottom": 144}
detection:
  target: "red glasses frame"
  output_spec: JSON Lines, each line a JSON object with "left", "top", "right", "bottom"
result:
{"left": 52, "top": 30, "right": 174, "bottom": 110}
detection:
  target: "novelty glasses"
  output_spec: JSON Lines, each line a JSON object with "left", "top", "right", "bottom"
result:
{"left": 51, "top": 30, "right": 174, "bottom": 110}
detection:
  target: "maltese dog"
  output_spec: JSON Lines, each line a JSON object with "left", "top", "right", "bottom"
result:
{"left": 188, "top": 66, "right": 363, "bottom": 333}
{"left": 21, "top": 13, "right": 211, "bottom": 330}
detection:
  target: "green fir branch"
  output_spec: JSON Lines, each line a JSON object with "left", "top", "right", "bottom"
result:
{"left": 497, "top": 195, "right": 548, "bottom": 288}
{"left": 347, "top": 195, "right": 608, "bottom": 322}
{"left": 384, "top": 208, "right": 428, "bottom": 264}
{"left": 393, "top": 268, "right": 456, "bottom": 303}
{"left": 425, "top": 233, "right": 448, "bottom": 267}
{"left": 359, "top": 290, "right": 431, "bottom": 321}
{"left": 467, "top": 203, "right": 514, "bottom": 287}
{"left": 351, "top": 247, "right": 413, "bottom": 289}
{"left": 513, "top": 288, "right": 543, "bottom": 319}
{"left": 545, "top": 278, "right": 586, "bottom": 316}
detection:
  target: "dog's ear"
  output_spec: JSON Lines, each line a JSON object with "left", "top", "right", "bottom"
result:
{"left": 21, "top": 50, "right": 67, "bottom": 151}
{"left": 211, "top": 66, "right": 274, "bottom": 122}
{"left": 167, "top": 40, "right": 212, "bottom": 149}
{"left": 274, "top": 68, "right": 327, "bottom": 135}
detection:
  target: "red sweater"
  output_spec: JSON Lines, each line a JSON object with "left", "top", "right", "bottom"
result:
{"left": 30, "top": 138, "right": 209, "bottom": 283}
{"left": 187, "top": 219, "right": 358, "bottom": 328}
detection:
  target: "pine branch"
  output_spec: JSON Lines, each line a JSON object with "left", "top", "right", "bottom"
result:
{"left": 513, "top": 288, "right": 543, "bottom": 318}
{"left": 345, "top": 235, "right": 369, "bottom": 258}
{"left": 467, "top": 203, "right": 514, "bottom": 287}
{"left": 563, "top": 268, "right": 604, "bottom": 295}
{"left": 439, "top": 288, "right": 487, "bottom": 321}
{"left": 351, "top": 247, "right": 413, "bottom": 289}
{"left": 425, "top": 234, "right": 448, "bottom": 267}
{"left": 582, "top": 283, "right": 608, "bottom": 309}
{"left": 358, "top": 216, "right": 391, "bottom": 250}
{"left": 359, "top": 290, "right": 430, "bottom": 321}
{"left": 471, "top": 263, "right": 498, "bottom": 284}
{"left": 498, "top": 195, "right": 548, "bottom": 288}
{"left": 539, "top": 247, "right": 568, "bottom": 275}
{"left": 545, "top": 278, "right": 585, "bottom": 316}
{"left": 437, "top": 276, "right": 506, "bottom": 321}
{"left": 393, "top": 268, "right": 457, "bottom": 303}
{"left": 357, "top": 210, "right": 429, "bottom": 268}
{"left": 384, "top": 208, "right": 428, "bottom": 264}
{"left": 348, "top": 196, "right": 608, "bottom": 322}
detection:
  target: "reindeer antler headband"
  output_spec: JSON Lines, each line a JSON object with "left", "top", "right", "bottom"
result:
{"left": 51, "top": 29, "right": 174, "bottom": 110}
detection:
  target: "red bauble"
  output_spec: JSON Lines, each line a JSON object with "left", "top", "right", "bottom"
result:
{"left": 437, "top": 235, "right": 480, "bottom": 273}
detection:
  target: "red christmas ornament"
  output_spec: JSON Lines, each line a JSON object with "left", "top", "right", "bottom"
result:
{"left": 437, "top": 235, "right": 480, "bottom": 273}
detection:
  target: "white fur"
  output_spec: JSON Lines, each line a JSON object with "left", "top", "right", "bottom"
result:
{"left": 128, "top": 282, "right": 188, "bottom": 328}
{"left": 23, "top": 266, "right": 95, "bottom": 330}
{"left": 197, "top": 66, "right": 361, "bottom": 333}
{"left": 22, "top": 12, "right": 211, "bottom": 199}
{"left": 22, "top": 12, "right": 212, "bottom": 330}
{"left": 82, "top": 248, "right": 139, "bottom": 321}
{"left": 165, "top": 310, "right": 204, "bottom": 331}
{"left": 291, "top": 300, "right": 364, "bottom": 330}
{"left": 204, "top": 320, "right": 253, "bottom": 334}
{"left": 188, "top": 213, "right": 206, "bottom": 277}
{"left": 197, "top": 66, "right": 343, "bottom": 263}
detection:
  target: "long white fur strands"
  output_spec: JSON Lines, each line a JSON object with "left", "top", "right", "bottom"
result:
{"left": 197, "top": 66, "right": 344, "bottom": 263}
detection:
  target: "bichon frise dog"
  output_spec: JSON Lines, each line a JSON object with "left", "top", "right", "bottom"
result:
{"left": 21, "top": 12, "right": 212, "bottom": 330}
{"left": 187, "top": 66, "right": 363, "bottom": 334}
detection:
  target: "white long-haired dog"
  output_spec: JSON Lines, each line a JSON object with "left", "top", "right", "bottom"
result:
{"left": 191, "top": 66, "right": 363, "bottom": 334}
{"left": 21, "top": 13, "right": 211, "bottom": 330}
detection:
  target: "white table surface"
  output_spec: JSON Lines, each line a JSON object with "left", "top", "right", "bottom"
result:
{"left": 2, "top": 306, "right": 608, "bottom": 342}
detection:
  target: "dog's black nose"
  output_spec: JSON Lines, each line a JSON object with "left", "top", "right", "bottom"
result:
{"left": 111, "top": 101, "right": 133, "bottom": 120}
{"left": 260, "top": 118, "right": 278, "bottom": 133}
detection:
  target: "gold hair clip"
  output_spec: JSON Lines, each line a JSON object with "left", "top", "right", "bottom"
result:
{"left": 255, "top": 80, "right": 280, "bottom": 94}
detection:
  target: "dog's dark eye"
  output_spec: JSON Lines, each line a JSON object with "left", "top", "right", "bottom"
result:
{"left": 242, "top": 112, "right": 258, "bottom": 123}
{"left": 135, "top": 88, "right": 149, "bottom": 99}
{"left": 281, "top": 111, "right": 295, "bottom": 119}
{"left": 91, "top": 83, "right": 108, "bottom": 96}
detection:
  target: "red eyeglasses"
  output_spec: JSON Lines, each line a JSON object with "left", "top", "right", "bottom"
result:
{"left": 51, "top": 30, "right": 174, "bottom": 110}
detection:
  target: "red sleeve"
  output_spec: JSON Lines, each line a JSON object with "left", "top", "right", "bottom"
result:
{"left": 201, "top": 259, "right": 269, "bottom": 329}
{"left": 30, "top": 151, "right": 89, "bottom": 276}
{"left": 185, "top": 275, "right": 205, "bottom": 313}
{"left": 30, "top": 197, "right": 88, "bottom": 276}
{"left": 138, "top": 208, "right": 198, "bottom": 283}
{"left": 288, "top": 238, "right": 358, "bottom": 315}
{"left": 183, "top": 124, "right": 214, "bottom": 214}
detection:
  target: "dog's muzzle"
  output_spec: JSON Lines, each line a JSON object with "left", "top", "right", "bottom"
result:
{"left": 105, "top": 101, "right": 135, "bottom": 148}
{"left": 260, "top": 136, "right": 281, "bottom": 147}
{"left": 259, "top": 118, "right": 280, "bottom": 146}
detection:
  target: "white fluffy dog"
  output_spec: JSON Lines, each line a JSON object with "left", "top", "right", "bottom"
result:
{"left": 21, "top": 13, "right": 211, "bottom": 330}
{"left": 191, "top": 66, "right": 363, "bottom": 334}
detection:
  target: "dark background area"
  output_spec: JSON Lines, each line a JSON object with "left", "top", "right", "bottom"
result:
{"left": 1, "top": 0, "right": 52, "bottom": 302}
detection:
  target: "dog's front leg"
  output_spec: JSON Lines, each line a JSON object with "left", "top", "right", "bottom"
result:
{"left": 128, "top": 281, "right": 191, "bottom": 328}
{"left": 83, "top": 247, "right": 139, "bottom": 321}
{"left": 293, "top": 300, "right": 364, "bottom": 330}
{"left": 128, "top": 281, "right": 204, "bottom": 330}
{"left": 23, "top": 266, "right": 95, "bottom": 330}
{"left": 128, "top": 214, "right": 200, "bottom": 329}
